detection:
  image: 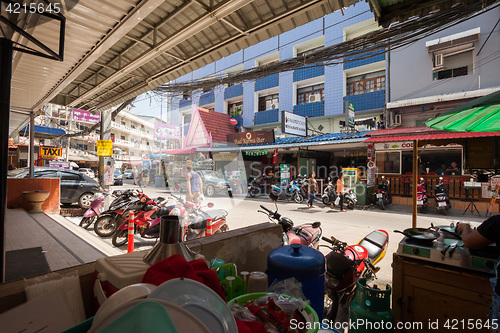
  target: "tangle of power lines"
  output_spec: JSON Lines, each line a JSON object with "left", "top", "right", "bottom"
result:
{"left": 153, "top": 1, "right": 500, "bottom": 96}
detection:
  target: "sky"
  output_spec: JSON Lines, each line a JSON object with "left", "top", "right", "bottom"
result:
{"left": 129, "top": 92, "right": 168, "bottom": 122}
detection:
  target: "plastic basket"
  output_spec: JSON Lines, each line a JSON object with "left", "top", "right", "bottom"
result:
{"left": 228, "top": 292, "right": 319, "bottom": 333}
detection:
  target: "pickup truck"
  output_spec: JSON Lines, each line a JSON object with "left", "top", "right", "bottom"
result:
{"left": 168, "top": 170, "right": 234, "bottom": 197}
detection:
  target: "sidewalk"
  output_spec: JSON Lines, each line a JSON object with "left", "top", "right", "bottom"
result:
{"left": 4, "top": 209, "right": 121, "bottom": 281}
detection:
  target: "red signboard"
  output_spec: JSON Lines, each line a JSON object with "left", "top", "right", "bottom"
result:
{"left": 226, "top": 130, "right": 275, "bottom": 145}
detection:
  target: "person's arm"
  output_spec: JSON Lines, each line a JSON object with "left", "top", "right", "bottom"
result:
{"left": 308, "top": 179, "right": 311, "bottom": 194}
{"left": 457, "top": 223, "right": 492, "bottom": 249}
{"left": 186, "top": 173, "right": 192, "bottom": 196}
{"left": 199, "top": 174, "right": 203, "bottom": 194}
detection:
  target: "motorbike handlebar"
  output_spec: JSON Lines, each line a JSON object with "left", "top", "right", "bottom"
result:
{"left": 260, "top": 205, "right": 272, "bottom": 214}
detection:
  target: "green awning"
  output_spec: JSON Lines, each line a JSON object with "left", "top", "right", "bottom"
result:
{"left": 425, "top": 104, "right": 500, "bottom": 132}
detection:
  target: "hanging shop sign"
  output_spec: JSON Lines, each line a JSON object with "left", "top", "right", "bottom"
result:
{"left": 97, "top": 140, "right": 113, "bottom": 156}
{"left": 244, "top": 150, "right": 269, "bottom": 156}
{"left": 375, "top": 141, "right": 414, "bottom": 150}
{"left": 345, "top": 101, "right": 355, "bottom": 129}
{"left": 280, "top": 164, "right": 291, "bottom": 186}
{"left": 227, "top": 130, "right": 275, "bottom": 145}
{"left": 213, "top": 152, "right": 238, "bottom": 161}
{"left": 72, "top": 109, "right": 101, "bottom": 124}
{"left": 154, "top": 123, "right": 181, "bottom": 140}
{"left": 39, "top": 146, "right": 62, "bottom": 159}
{"left": 281, "top": 111, "right": 307, "bottom": 137}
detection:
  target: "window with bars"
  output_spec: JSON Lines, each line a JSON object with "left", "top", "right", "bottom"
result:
{"left": 346, "top": 71, "right": 385, "bottom": 96}
{"left": 297, "top": 84, "right": 324, "bottom": 105}
{"left": 258, "top": 94, "right": 279, "bottom": 111}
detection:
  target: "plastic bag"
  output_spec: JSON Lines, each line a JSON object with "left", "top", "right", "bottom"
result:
{"left": 334, "top": 196, "right": 340, "bottom": 206}
{"left": 268, "top": 277, "right": 308, "bottom": 302}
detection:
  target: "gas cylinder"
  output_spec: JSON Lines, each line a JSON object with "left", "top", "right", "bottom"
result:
{"left": 267, "top": 243, "right": 325, "bottom": 320}
{"left": 349, "top": 278, "right": 394, "bottom": 333}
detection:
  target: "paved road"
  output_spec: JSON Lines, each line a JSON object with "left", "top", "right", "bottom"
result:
{"left": 66, "top": 178, "right": 487, "bottom": 288}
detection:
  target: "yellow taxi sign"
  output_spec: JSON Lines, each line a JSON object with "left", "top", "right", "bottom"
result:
{"left": 39, "top": 146, "right": 62, "bottom": 159}
{"left": 97, "top": 140, "right": 113, "bottom": 156}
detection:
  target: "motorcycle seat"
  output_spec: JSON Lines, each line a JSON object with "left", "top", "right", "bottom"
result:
{"left": 204, "top": 209, "right": 228, "bottom": 221}
{"left": 359, "top": 230, "right": 388, "bottom": 261}
{"left": 150, "top": 205, "right": 175, "bottom": 219}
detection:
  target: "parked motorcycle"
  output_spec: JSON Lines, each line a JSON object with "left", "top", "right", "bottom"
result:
{"left": 375, "top": 176, "right": 391, "bottom": 210}
{"left": 259, "top": 192, "right": 322, "bottom": 249}
{"left": 322, "top": 229, "right": 389, "bottom": 321}
{"left": 271, "top": 181, "right": 304, "bottom": 203}
{"left": 322, "top": 179, "right": 356, "bottom": 210}
{"left": 435, "top": 177, "right": 451, "bottom": 215}
{"left": 248, "top": 176, "right": 268, "bottom": 198}
{"left": 79, "top": 189, "right": 114, "bottom": 229}
{"left": 111, "top": 197, "right": 175, "bottom": 246}
{"left": 93, "top": 190, "right": 142, "bottom": 237}
{"left": 416, "top": 178, "right": 429, "bottom": 214}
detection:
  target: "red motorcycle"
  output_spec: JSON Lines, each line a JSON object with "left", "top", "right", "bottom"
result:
{"left": 259, "top": 192, "right": 322, "bottom": 249}
{"left": 111, "top": 194, "right": 175, "bottom": 247}
{"left": 321, "top": 229, "right": 389, "bottom": 321}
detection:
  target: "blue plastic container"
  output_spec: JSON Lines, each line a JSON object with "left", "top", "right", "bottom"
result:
{"left": 267, "top": 243, "right": 325, "bottom": 320}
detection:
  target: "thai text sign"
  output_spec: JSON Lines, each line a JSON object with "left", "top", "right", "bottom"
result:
{"left": 281, "top": 111, "right": 307, "bottom": 137}
{"left": 227, "top": 130, "right": 275, "bottom": 145}
{"left": 39, "top": 146, "right": 62, "bottom": 159}
{"left": 213, "top": 153, "right": 238, "bottom": 161}
{"left": 49, "top": 161, "right": 70, "bottom": 169}
{"left": 97, "top": 140, "right": 113, "bottom": 156}
{"left": 155, "top": 123, "right": 181, "bottom": 140}
{"left": 73, "top": 109, "right": 101, "bottom": 124}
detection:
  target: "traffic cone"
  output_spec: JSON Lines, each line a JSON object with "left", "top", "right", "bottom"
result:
{"left": 127, "top": 212, "right": 135, "bottom": 253}
{"left": 206, "top": 218, "right": 212, "bottom": 236}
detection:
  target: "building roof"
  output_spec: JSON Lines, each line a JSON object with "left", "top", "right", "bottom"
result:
{"left": 197, "top": 109, "right": 236, "bottom": 144}
{"left": 364, "top": 126, "right": 500, "bottom": 142}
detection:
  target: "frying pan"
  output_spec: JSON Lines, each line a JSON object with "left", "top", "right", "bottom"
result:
{"left": 394, "top": 228, "right": 440, "bottom": 241}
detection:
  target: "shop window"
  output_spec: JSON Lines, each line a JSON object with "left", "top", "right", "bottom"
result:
{"left": 297, "top": 84, "right": 324, "bottom": 105}
{"left": 346, "top": 70, "right": 385, "bottom": 96}
{"left": 376, "top": 151, "right": 400, "bottom": 174}
{"left": 402, "top": 149, "right": 462, "bottom": 175}
{"left": 259, "top": 94, "right": 279, "bottom": 111}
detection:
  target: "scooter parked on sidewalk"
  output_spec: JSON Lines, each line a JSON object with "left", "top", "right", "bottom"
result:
{"left": 258, "top": 192, "right": 322, "bottom": 249}
{"left": 247, "top": 176, "right": 268, "bottom": 197}
{"left": 270, "top": 181, "right": 304, "bottom": 203}
{"left": 417, "top": 178, "right": 429, "bottom": 213}
{"left": 321, "top": 229, "right": 389, "bottom": 321}
{"left": 322, "top": 178, "right": 336, "bottom": 206}
{"left": 93, "top": 190, "right": 142, "bottom": 237}
{"left": 435, "top": 176, "right": 451, "bottom": 215}
{"left": 80, "top": 189, "right": 114, "bottom": 229}
{"left": 375, "top": 176, "right": 391, "bottom": 210}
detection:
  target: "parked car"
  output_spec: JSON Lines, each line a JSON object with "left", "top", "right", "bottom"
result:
{"left": 123, "top": 169, "right": 133, "bottom": 179}
{"left": 170, "top": 169, "right": 235, "bottom": 197}
{"left": 113, "top": 169, "right": 123, "bottom": 186}
{"left": 7, "top": 167, "right": 99, "bottom": 208}
{"left": 78, "top": 168, "right": 95, "bottom": 178}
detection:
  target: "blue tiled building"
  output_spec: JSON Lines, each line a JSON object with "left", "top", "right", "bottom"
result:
{"left": 170, "top": 2, "right": 385, "bottom": 134}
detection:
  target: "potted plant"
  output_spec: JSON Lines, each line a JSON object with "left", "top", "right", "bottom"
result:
{"left": 230, "top": 107, "right": 243, "bottom": 128}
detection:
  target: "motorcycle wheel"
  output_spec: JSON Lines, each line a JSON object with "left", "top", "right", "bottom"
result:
{"left": 94, "top": 215, "right": 118, "bottom": 237}
{"left": 112, "top": 224, "right": 129, "bottom": 246}
{"left": 322, "top": 196, "right": 330, "bottom": 205}
{"left": 324, "top": 293, "right": 339, "bottom": 322}
{"left": 346, "top": 198, "right": 355, "bottom": 210}
{"left": 215, "top": 223, "right": 229, "bottom": 233}
{"left": 379, "top": 199, "right": 386, "bottom": 210}
{"left": 80, "top": 215, "right": 97, "bottom": 229}
{"left": 293, "top": 193, "right": 304, "bottom": 204}
{"left": 249, "top": 188, "right": 257, "bottom": 198}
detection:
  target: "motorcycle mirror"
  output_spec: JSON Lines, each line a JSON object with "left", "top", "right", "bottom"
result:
{"left": 207, "top": 202, "right": 214, "bottom": 208}
{"left": 312, "top": 221, "right": 321, "bottom": 228}
{"left": 269, "top": 191, "right": 278, "bottom": 202}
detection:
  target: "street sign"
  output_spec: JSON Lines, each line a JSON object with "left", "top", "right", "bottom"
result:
{"left": 97, "top": 140, "right": 113, "bottom": 156}
{"left": 345, "top": 101, "right": 355, "bottom": 129}
{"left": 39, "top": 146, "right": 62, "bottom": 159}
{"left": 281, "top": 111, "right": 307, "bottom": 137}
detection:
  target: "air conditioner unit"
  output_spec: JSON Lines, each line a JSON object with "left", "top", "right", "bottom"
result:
{"left": 434, "top": 54, "right": 443, "bottom": 67}
{"left": 394, "top": 114, "right": 402, "bottom": 125}
{"left": 308, "top": 94, "right": 321, "bottom": 103}
{"left": 271, "top": 103, "right": 279, "bottom": 109}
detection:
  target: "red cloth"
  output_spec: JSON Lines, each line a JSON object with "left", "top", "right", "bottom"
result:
{"left": 142, "top": 254, "right": 226, "bottom": 301}
{"left": 235, "top": 318, "right": 268, "bottom": 333}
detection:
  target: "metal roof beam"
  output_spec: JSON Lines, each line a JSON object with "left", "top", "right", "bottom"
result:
{"left": 30, "top": 0, "right": 165, "bottom": 112}
{"left": 68, "top": 0, "right": 252, "bottom": 108}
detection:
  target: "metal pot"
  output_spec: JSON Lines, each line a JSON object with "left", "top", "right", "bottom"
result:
{"left": 394, "top": 228, "right": 440, "bottom": 241}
